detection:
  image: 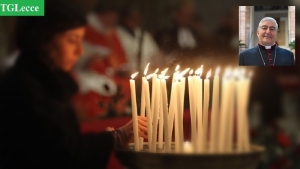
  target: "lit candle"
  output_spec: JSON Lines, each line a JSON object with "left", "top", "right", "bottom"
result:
{"left": 151, "top": 68, "right": 159, "bottom": 120}
{"left": 178, "top": 68, "right": 189, "bottom": 152}
{"left": 168, "top": 75, "right": 177, "bottom": 143}
{"left": 139, "top": 63, "right": 150, "bottom": 150}
{"left": 243, "top": 71, "right": 252, "bottom": 151}
{"left": 209, "top": 67, "right": 220, "bottom": 153}
{"left": 158, "top": 69, "right": 168, "bottom": 150}
{"left": 172, "top": 65, "right": 180, "bottom": 82}
{"left": 236, "top": 69, "right": 245, "bottom": 152}
{"left": 161, "top": 71, "right": 170, "bottom": 152}
{"left": 218, "top": 69, "right": 231, "bottom": 153}
{"left": 188, "top": 69, "right": 197, "bottom": 151}
{"left": 129, "top": 72, "right": 139, "bottom": 151}
{"left": 158, "top": 76, "right": 164, "bottom": 150}
{"left": 168, "top": 65, "right": 180, "bottom": 144}
{"left": 195, "top": 66, "right": 204, "bottom": 152}
{"left": 145, "top": 74, "right": 153, "bottom": 151}
{"left": 226, "top": 69, "right": 237, "bottom": 152}
{"left": 174, "top": 79, "right": 180, "bottom": 152}
{"left": 203, "top": 69, "right": 211, "bottom": 151}
{"left": 151, "top": 74, "right": 160, "bottom": 152}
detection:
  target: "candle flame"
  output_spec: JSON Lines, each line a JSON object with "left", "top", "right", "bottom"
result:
{"left": 179, "top": 68, "right": 190, "bottom": 77}
{"left": 189, "top": 69, "right": 194, "bottom": 75}
{"left": 161, "top": 68, "right": 169, "bottom": 75}
{"left": 195, "top": 65, "right": 203, "bottom": 76}
{"left": 175, "top": 65, "right": 180, "bottom": 71}
{"left": 215, "top": 66, "right": 220, "bottom": 76}
{"left": 233, "top": 68, "right": 239, "bottom": 78}
{"left": 146, "top": 73, "right": 154, "bottom": 79}
{"left": 176, "top": 74, "right": 182, "bottom": 82}
{"left": 240, "top": 68, "right": 246, "bottom": 77}
{"left": 131, "top": 72, "right": 139, "bottom": 79}
{"left": 224, "top": 67, "right": 231, "bottom": 77}
{"left": 154, "top": 68, "right": 159, "bottom": 74}
{"left": 164, "top": 75, "right": 170, "bottom": 79}
{"left": 206, "top": 69, "right": 211, "bottom": 79}
{"left": 144, "top": 63, "right": 150, "bottom": 75}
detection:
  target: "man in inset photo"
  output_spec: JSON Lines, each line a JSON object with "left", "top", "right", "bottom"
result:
{"left": 239, "top": 17, "right": 295, "bottom": 66}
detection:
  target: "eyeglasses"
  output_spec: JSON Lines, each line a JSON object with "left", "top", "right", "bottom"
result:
{"left": 260, "top": 26, "right": 276, "bottom": 32}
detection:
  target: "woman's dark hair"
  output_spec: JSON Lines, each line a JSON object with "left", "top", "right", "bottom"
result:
{"left": 16, "top": 0, "right": 87, "bottom": 55}
{"left": 93, "top": 0, "right": 122, "bottom": 14}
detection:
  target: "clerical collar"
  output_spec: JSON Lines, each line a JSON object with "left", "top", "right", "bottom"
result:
{"left": 258, "top": 43, "right": 276, "bottom": 50}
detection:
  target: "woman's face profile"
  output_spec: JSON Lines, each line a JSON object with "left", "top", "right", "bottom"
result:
{"left": 48, "top": 26, "right": 85, "bottom": 72}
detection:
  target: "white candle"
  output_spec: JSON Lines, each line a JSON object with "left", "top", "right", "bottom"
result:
{"left": 195, "top": 66, "right": 204, "bottom": 153}
{"left": 151, "top": 75, "right": 160, "bottom": 152}
{"left": 151, "top": 68, "right": 159, "bottom": 120}
{"left": 145, "top": 73, "right": 153, "bottom": 151}
{"left": 174, "top": 80, "right": 180, "bottom": 152}
{"left": 203, "top": 69, "right": 211, "bottom": 151}
{"left": 161, "top": 75, "right": 170, "bottom": 152}
{"left": 158, "top": 75, "right": 164, "bottom": 150}
{"left": 139, "top": 63, "right": 150, "bottom": 150}
{"left": 168, "top": 77, "right": 177, "bottom": 143}
{"left": 236, "top": 73, "right": 244, "bottom": 152}
{"left": 177, "top": 68, "right": 189, "bottom": 152}
{"left": 129, "top": 72, "right": 139, "bottom": 151}
{"left": 139, "top": 76, "right": 146, "bottom": 150}
{"left": 243, "top": 71, "right": 252, "bottom": 151}
{"left": 168, "top": 66, "right": 180, "bottom": 144}
{"left": 226, "top": 74, "right": 235, "bottom": 152}
{"left": 179, "top": 76, "right": 185, "bottom": 152}
{"left": 218, "top": 69, "right": 231, "bottom": 153}
{"left": 209, "top": 67, "right": 220, "bottom": 153}
{"left": 188, "top": 70, "right": 197, "bottom": 151}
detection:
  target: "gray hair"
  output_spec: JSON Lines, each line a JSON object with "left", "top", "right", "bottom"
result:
{"left": 257, "top": 17, "right": 278, "bottom": 31}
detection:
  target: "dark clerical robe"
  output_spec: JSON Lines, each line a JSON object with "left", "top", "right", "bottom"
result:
{"left": 239, "top": 44, "right": 295, "bottom": 66}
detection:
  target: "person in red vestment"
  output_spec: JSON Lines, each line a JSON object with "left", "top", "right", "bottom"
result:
{"left": 74, "top": 0, "right": 132, "bottom": 118}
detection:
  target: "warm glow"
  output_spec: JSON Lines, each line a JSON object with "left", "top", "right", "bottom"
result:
{"left": 184, "top": 141, "right": 190, "bottom": 146}
{"left": 233, "top": 68, "right": 239, "bottom": 78}
{"left": 206, "top": 69, "right": 211, "bottom": 79}
{"left": 146, "top": 73, "right": 154, "bottom": 79}
{"left": 163, "top": 75, "right": 170, "bottom": 79}
{"left": 175, "top": 74, "right": 181, "bottom": 82}
{"left": 215, "top": 66, "right": 220, "bottom": 76}
{"left": 131, "top": 72, "right": 139, "bottom": 79}
{"left": 179, "top": 68, "right": 190, "bottom": 77}
{"left": 175, "top": 65, "right": 180, "bottom": 71}
{"left": 224, "top": 67, "right": 231, "bottom": 77}
{"left": 161, "top": 68, "right": 169, "bottom": 75}
{"left": 144, "top": 63, "right": 150, "bottom": 75}
{"left": 189, "top": 69, "right": 194, "bottom": 75}
{"left": 195, "top": 65, "right": 203, "bottom": 76}
{"left": 154, "top": 68, "right": 159, "bottom": 74}
{"left": 240, "top": 68, "right": 246, "bottom": 77}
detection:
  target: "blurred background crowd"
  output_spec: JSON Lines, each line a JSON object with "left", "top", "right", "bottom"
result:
{"left": 0, "top": 0, "right": 300, "bottom": 168}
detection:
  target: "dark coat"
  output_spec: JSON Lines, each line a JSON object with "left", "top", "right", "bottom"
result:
{"left": 0, "top": 54, "right": 114, "bottom": 169}
{"left": 239, "top": 45, "right": 295, "bottom": 66}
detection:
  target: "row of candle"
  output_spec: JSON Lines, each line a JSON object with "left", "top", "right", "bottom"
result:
{"left": 129, "top": 63, "right": 252, "bottom": 153}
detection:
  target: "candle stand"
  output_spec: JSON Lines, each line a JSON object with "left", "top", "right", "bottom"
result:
{"left": 116, "top": 143, "right": 265, "bottom": 169}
